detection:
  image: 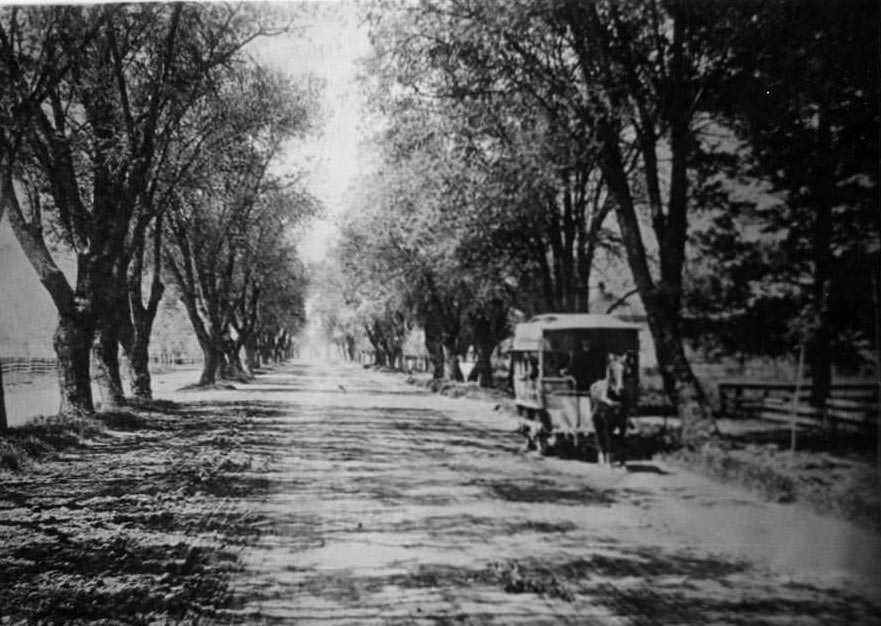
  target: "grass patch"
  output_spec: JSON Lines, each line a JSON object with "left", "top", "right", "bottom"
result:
{"left": 663, "top": 441, "right": 881, "bottom": 532}
{"left": 664, "top": 444, "right": 797, "bottom": 503}
{"left": 794, "top": 460, "right": 880, "bottom": 532}
{"left": 0, "top": 415, "right": 105, "bottom": 471}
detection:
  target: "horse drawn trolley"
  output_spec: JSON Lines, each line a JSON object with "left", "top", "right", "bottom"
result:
{"left": 510, "top": 314, "right": 639, "bottom": 461}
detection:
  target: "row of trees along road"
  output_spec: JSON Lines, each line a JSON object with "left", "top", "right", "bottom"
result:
{"left": 0, "top": 4, "right": 319, "bottom": 427}
{"left": 326, "top": 0, "right": 878, "bottom": 448}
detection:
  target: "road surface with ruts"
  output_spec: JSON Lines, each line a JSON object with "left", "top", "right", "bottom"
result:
{"left": 1, "top": 360, "right": 879, "bottom": 625}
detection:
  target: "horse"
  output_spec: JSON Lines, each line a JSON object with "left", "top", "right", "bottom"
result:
{"left": 590, "top": 353, "right": 630, "bottom": 467}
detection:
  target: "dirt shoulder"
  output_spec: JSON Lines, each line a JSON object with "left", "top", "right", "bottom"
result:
{"left": 0, "top": 396, "right": 275, "bottom": 624}
{"left": 396, "top": 369, "right": 881, "bottom": 603}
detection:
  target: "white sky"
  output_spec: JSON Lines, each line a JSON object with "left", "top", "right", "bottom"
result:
{"left": 249, "top": 1, "right": 373, "bottom": 263}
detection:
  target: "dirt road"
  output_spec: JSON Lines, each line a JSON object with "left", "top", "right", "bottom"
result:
{"left": 203, "top": 361, "right": 880, "bottom": 625}
{"left": 2, "top": 360, "right": 880, "bottom": 625}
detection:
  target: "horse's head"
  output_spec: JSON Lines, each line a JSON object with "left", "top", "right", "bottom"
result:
{"left": 606, "top": 353, "right": 625, "bottom": 396}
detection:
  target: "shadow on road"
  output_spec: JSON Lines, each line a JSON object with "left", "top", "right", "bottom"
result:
{"left": 243, "top": 545, "right": 880, "bottom": 625}
{"left": 0, "top": 396, "right": 282, "bottom": 624}
{"left": 4, "top": 367, "right": 879, "bottom": 625}
{"left": 625, "top": 462, "right": 671, "bottom": 475}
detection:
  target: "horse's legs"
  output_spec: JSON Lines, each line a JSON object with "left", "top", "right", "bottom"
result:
{"left": 612, "top": 408, "right": 627, "bottom": 466}
{"left": 592, "top": 406, "right": 612, "bottom": 465}
{"left": 608, "top": 407, "right": 627, "bottom": 466}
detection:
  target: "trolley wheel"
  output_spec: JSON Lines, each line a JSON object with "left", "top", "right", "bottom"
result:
{"left": 537, "top": 435, "right": 549, "bottom": 456}
{"left": 578, "top": 434, "right": 599, "bottom": 463}
{"left": 562, "top": 433, "right": 577, "bottom": 457}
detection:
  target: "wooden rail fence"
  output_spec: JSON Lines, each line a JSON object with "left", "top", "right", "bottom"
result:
{"left": 1, "top": 355, "right": 200, "bottom": 386}
{"left": 718, "top": 380, "right": 879, "bottom": 432}
{"left": 1, "top": 357, "right": 58, "bottom": 380}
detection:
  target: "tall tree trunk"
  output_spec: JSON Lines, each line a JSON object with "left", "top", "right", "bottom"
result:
{"left": 125, "top": 335, "right": 153, "bottom": 400}
{"left": 809, "top": 113, "right": 833, "bottom": 408}
{"left": 558, "top": 2, "right": 717, "bottom": 447}
{"left": 244, "top": 340, "right": 259, "bottom": 374}
{"left": 93, "top": 271, "right": 127, "bottom": 409}
{"left": 92, "top": 313, "right": 125, "bottom": 410}
{"left": 123, "top": 311, "right": 154, "bottom": 400}
{"left": 598, "top": 120, "right": 717, "bottom": 448}
{"left": 582, "top": 191, "right": 614, "bottom": 313}
{"left": 365, "top": 325, "right": 386, "bottom": 367}
{"left": 0, "top": 186, "right": 6, "bottom": 429}
{"left": 473, "top": 344, "right": 494, "bottom": 388}
{"left": 274, "top": 331, "right": 287, "bottom": 362}
{"left": 0, "top": 358, "right": 7, "bottom": 431}
{"left": 198, "top": 340, "right": 222, "bottom": 386}
{"left": 391, "top": 347, "right": 403, "bottom": 370}
{"left": 469, "top": 314, "right": 496, "bottom": 388}
{"left": 443, "top": 336, "right": 463, "bottom": 381}
{"left": 55, "top": 312, "right": 95, "bottom": 417}
{"left": 221, "top": 345, "right": 245, "bottom": 380}
{"left": 259, "top": 336, "right": 273, "bottom": 366}
{"left": 125, "top": 216, "right": 165, "bottom": 400}
{"left": 424, "top": 315, "right": 445, "bottom": 379}
{"left": 4, "top": 169, "right": 96, "bottom": 418}
{"left": 223, "top": 343, "right": 250, "bottom": 380}
{"left": 809, "top": 295, "right": 832, "bottom": 408}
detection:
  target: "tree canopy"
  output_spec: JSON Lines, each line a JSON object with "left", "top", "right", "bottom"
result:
{"left": 331, "top": 0, "right": 880, "bottom": 446}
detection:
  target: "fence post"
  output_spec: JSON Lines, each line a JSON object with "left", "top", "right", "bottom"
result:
{"left": 872, "top": 273, "right": 881, "bottom": 482}
{"left": 789, "top": 344, "right": 805, "bottom": 463}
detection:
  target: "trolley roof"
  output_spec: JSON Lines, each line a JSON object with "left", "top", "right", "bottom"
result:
{"left": 511, "top": 314, "right": 640, "bottom": 352}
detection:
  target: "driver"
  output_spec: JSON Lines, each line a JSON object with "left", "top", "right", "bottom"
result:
{"left": 564, "top": 338, "right": 604, "bottom": 390}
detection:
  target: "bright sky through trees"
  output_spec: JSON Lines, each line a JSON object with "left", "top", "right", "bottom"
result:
{"left": 249, "top": 1, "right": 372, "bottom": 262}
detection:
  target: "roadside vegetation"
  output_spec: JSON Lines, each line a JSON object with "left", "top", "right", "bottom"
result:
{"left": 312, "top": 0, "right": 878, "bottom": 453}
{"left": 664, "top": 432, "right": 881, "bottom": 532}
{"left": 0, "top": 4, "right": 318, "bottom": 428}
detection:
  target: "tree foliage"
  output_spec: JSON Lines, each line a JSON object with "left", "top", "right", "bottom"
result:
{"left": 0, "top": 4, "right": 317, "bottom": 411}
{"left": 696, "top": 0, "right": 879, "bottom": 399}
{"left": 164, "top": 67, "right": 318, "bottom": 385}
{"left": 357, "top": 0, "right": 878, "bottom": 443}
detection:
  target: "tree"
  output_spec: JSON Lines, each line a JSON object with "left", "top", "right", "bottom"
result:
{"left": 1, "top": 7, "right": 100, "bottom": 425}
{"left": 308, "top": 259, "right": 364, "bottom": 361}
{"left": 707, "top": 0, "right": 880, "bottom": 403}
{"left": 367, "top": 0, "right": 740, "bottom": 445}
{"left": 336, "top": 209, "right": 412, "bottom": 370}
{"left": 353, "top": 76, "right": 607, "bottom": 383}
{"left": 0, "top": 205, "right": 6, "bottom": 429}
{"left": 1, "top": 6, "right": 105, "bottom": 416}
{"left": 0, "top": 353, "right": 5, "bottom": 430}
{"left": 366, "top": 10, "right": 623, "bottom": 317}
{"left": 548, "top": 0, "right": 739, "bottom": 445}
{"left": 1, "top": 4, "right": 284, "bottom": 415}
{"left": 229, "top": 190, "right": 310, "bottom": 376}
{"left": 164, "top": 67, "right": 317, "bottom": 386}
